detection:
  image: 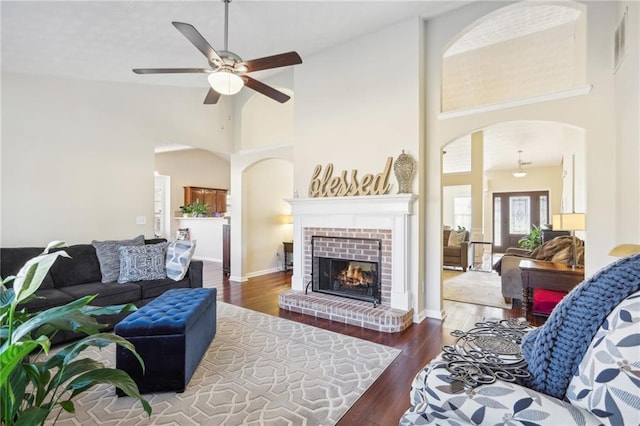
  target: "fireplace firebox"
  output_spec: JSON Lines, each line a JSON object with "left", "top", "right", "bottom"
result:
{"left": 310, "top": 235, "right": 381, "bottom": 307}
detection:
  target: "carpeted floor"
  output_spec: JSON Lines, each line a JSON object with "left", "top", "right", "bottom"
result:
{"left": 443, "top": 270, "right": 512, "bottom": 309}
{"left": 47, "top": 302, "right": 401, "bottom": 426}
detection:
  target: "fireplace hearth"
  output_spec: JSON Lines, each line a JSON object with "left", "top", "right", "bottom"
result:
{"left": 311, "top": 236, "right": 381, "bottom": 307}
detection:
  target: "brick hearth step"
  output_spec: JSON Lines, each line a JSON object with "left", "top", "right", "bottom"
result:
{"left": 279, "top": 290, "right": 413, "bottom": 333}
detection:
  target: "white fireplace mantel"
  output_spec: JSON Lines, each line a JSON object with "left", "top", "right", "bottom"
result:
{"left": 286, "top": 194, "right": 417, "bottom": 313}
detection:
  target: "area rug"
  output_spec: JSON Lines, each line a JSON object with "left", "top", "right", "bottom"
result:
{"left": 47, "top": 302, "right": 401, "bottom": 426}
{"left": 443, "top": 270, "right": 512, "bottom": 309}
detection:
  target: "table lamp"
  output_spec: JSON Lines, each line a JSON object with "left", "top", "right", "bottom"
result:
{"left": 552, "top": 213, "right": 586, "bottom": 269}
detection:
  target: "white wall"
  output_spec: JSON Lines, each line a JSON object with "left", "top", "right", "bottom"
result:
{"left": 425, "top": 0, "right": 625, "bottom": 318}
{"left": 294, "top": 17, "right": 423, "bottom": 317}
{"left": 240, "top": 89, "right": 294, "bottom": 150}
{"left": 294, "top": 18, "right": 422, "bottom": 195}
{"left": 614, "top": 1, "right": 640, "bottom": 244}
{"left": 154, "top": 148, "right": 230, "bottom": 238}
{"left": 1, "top": 72, "right": 231, "bottom": 246}
{"left": 244, "top": 159, "right": 293, "bottom": 276}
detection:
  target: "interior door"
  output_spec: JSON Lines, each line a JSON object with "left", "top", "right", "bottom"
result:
{"left": 493, "top": 191, "right": 549, "bottom": 252}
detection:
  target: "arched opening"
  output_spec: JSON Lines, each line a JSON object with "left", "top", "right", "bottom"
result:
{"left": 440, "top": 120, "right": 585, "bottom": 308}
{"left": 242, "top": 158, "right": 294, "bottom": 276}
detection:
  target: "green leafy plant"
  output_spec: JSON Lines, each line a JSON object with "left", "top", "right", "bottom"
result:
{"left": 0, "top": 242, "right": 151, "bottom": 425}
{"left": 518, "top": 225, "right": 543, "bottom": 250}
{"left": 189, "top": 200, "right": 208, "bottom": 217}
{"left": 179, "top": 205, "right": 193, "bottom": 215}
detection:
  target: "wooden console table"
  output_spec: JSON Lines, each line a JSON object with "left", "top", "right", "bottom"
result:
{"left": 519, "top": 259, "right": 584, "bottom": 319}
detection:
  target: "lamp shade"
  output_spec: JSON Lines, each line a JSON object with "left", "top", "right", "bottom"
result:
{"left": 512, "top": 170, "right": 527, "bottom": 178}
{"left": 208, "top": 71, "right": 244, "bottom": 95}
{"left": 552, "top": 213, "right": 586, "bottom": 231}
{"left": 608, "top": 244, "right": 640, "bottom": 257}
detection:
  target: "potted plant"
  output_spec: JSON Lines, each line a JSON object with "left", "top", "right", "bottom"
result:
{"left": 179, "top": 205, "right": 193, "bottom": 217}
{"left": 0, "top": 242, "right": 151, "bottom": 425}
{"left": 518, "top": 225, "right": 543, "bottom": 250}
{"left": 189, "top": 200, "right": 208, "bottom": 217}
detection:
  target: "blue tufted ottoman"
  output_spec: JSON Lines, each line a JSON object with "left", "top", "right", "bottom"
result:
{"left": 115, "top": 288, "right": 217, "bottom": 394}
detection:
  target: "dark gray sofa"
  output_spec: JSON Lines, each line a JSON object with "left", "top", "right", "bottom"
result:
{"left": 0, "top": 239, "right": 203, "bottom": 342}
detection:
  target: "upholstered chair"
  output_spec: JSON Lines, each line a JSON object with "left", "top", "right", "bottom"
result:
{"left": 401, "top": 254, "right": 640, "bottom": 426}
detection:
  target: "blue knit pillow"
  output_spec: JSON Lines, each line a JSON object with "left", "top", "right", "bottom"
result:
{"left": 521, "top": 253, "right": 640, "bottom": 399}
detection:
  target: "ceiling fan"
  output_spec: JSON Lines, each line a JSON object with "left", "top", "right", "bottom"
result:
{"left": 133, "top": 0, "right": 302, "bottom": 104}
{"left": 513, "top": 150, "right": 532, "bottom": 178}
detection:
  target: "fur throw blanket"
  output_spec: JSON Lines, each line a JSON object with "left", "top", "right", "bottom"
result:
{"left": 531, "top": 235, "right": 584, "bottom": 265}
{"left": 493, "top": 236, "right": 584, "bottom": 275}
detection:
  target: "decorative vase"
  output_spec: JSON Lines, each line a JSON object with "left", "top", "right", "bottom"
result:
{"left": 393, "top": 150, "right": 416, "bottom": 194}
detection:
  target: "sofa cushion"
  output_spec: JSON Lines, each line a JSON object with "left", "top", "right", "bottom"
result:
{"left": 138, "top": 276, "right": 192, "bottom": 300}
{"left": 566, "top": 290, "right": 640, "bottom": 426}
{"left": 0, "top": 247, "right": 55, "bottom": 289}
{"left": 117, "top": 243, "right": 167, "bottom": 284}
{"left": 49, "top": 244, "right": 102, "bottom": 288}
{"left": 443, "top": 246, "right": 463, "bottom": 257}
{"left": 401, "top": 355, "right": 600, "bottom": 426}
{"left": 60, "top": 281, "right": 142, "bottom": 306}
{"left": 166, "top": 240, "right": 197, "bottom": 281}
{"left": 92, "top": 235, "right": 145, "bottom": 283}
{"left": 20, "top": 288, "right": 76, "bottom": 313}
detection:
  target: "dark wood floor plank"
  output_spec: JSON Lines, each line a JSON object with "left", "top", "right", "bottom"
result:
{"left": 202, "top": 261, "right": 523, "bottom": 425}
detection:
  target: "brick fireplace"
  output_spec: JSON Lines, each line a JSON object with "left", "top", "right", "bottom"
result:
{"left": 279, "top": 194, "right": 416, "bottom": 332}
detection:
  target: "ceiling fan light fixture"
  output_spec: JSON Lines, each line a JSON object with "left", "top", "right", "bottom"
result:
{"left": 208, "top": 71, "right": 244, "bottom": 95}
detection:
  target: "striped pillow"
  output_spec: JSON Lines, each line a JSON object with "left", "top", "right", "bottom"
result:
{"left": 166, "top": 240, "right": 197, "bottom": 281}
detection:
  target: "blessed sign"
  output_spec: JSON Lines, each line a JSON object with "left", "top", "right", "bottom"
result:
{"left": 308, "top": 157, "right": 392, "bottom": 197}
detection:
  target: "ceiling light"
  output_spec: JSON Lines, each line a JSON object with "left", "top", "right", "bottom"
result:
{"left": 208, "top": 71, "right": 244, "bottom": 95}
{"left": 513, "top": 150, "right": 527, "bottom": 178}
{"left": 513, "top": 168, "right": 527, "bottom": 178}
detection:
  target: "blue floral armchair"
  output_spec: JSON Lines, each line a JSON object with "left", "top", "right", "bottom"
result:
{"left": 401, "top": 255, "right": 640, "bottom": 426}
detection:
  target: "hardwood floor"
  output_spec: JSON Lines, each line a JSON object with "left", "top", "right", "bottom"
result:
{"left": 202, "top": 261, "right": 524, "bottom": 426}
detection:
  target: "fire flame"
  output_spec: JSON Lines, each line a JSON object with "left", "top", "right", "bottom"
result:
{"left": 337, "top": 262, "right": 373, "bottom": 286}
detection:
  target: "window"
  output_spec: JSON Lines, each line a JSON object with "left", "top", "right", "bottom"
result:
{"left": 509, "top": 196, "right": 531, "bottom": 234}
{"left": 454, "top": 196, "right": 472, "bottom": 231}
{"left": 494, "top": 197, "right": 502, "bottom": 247}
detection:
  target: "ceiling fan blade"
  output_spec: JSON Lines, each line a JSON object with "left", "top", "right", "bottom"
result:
{"left": 204, "top": 88, "right": 221, "bottom": 105}
{"left": 244, "top": 76, "right": 291, "bottom": 103}
{"left": 172, "top": 21, "right": 222, "bottom": 63}
{"left": 243, "top": 52, "right": 302, "bottom": 73}
{"left": 132, "top": 68, "right": 210, "bottom": 74}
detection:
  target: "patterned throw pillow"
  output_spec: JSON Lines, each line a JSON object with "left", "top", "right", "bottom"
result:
{"left": 92, "top": 235, "right": 145, "bottom": 283}
{"left": 117, "top": 242, "right": 167, "bottom": 284}
{"left": 566, "top": 290, "right": 640, "bottom": 425}
{"left": 447, "top": 230, "right": 466, "bottom": 247}
{"left": 166, "top": 240, "right": 197, "bottom": 281}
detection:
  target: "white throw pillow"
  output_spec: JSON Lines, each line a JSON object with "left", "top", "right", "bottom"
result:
{"left": 166, "top": 240, "right": 197, "bottom": 281}
{"left": 447, "top": 230, "right": 466, "bottom": 247}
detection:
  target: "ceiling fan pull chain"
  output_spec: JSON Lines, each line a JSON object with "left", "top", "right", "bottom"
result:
{"left": 223, "top": 0, "right": 231, "bottom": 52}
